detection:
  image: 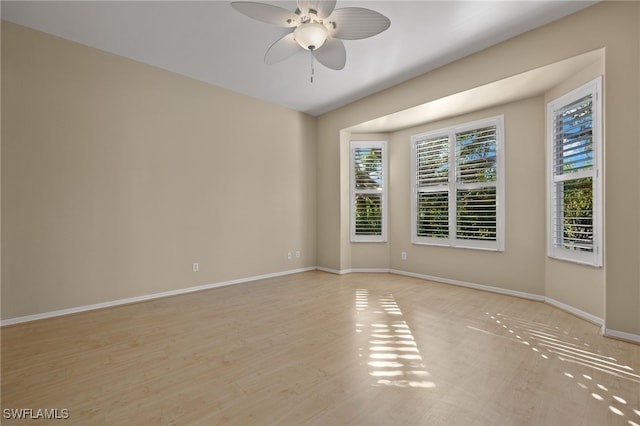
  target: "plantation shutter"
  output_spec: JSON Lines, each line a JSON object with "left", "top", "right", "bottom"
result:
{"left": 412, "top": 116, "right": 503, "bottom": 250}
{"left": 416, "top": 136, "right": 449, "bottom": 186}
{"left": 553, "top": 95, "right": 593, "bottom": 176}
{"left": 351, "top": 143, "right": 386, "bottom": 241}
{"left": 415, "top": 135, "right": 449, "bottom": 238}
{"left": 551, "top": 94, "right": 594, "bottom": 252}
{"left": 455, "top": 126, "right": 498, "bottom": 241}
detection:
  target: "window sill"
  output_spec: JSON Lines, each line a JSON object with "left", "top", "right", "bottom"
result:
{"left": 412, "top": 240, "right": 504, "bottom": 252}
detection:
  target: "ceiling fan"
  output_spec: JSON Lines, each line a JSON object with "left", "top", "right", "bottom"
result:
{"left": 230, "top": 1, "right": 390, "bottom": 79}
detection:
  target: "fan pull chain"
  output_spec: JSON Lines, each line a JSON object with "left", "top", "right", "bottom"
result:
{"left": 310, "top": 53, "right": 315, "bottom": 83}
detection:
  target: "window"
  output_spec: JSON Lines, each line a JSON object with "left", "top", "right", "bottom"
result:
{"left": 547, "top": 77, "right": 602, "bottom": 266}
{"left": 411, "top": 116, "right": 504, "bottom": 251}
{"left": 351, "top": 141, "right": 387, "bottom": 242}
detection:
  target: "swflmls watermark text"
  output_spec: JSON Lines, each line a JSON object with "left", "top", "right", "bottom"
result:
{"left": 3, "top": 408, "right": 69, "bottom": 420}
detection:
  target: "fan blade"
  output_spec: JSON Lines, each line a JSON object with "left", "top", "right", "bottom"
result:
{"left": 231, "top": 2, "right": 299, "bottom": 27}
{"left": 329, "top": 8, "right": 391, "bottom": 40}
{"left": 313, "top": 38, "right": 346, "bottom": 70}
{"left": 317, "top": 1, "right": 337, "bottom": 19}
{"left": 264, "top": 32, "right": 301, "bottom": 64}
{"left": 297, "top": 0, "right": 336, "bottom": 19}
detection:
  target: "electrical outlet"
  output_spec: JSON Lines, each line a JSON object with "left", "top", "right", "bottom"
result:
{"left": 295, "top": 251, "right": 301, "bottom": 259}
{"left": 192, "top": 263, "right": 199, "bottom": 272}
{"left": 401, "top": 252, "right": 407, "bottom": 261}
{"left": 287, "top": 252, "right": 292, "bottom": 260}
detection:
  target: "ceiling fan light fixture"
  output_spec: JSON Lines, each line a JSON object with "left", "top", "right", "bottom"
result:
{"left": 293, "top": 22, "right": 328, "bottom": 51}
{"left": 232, "top": 1, "right": 390, "bottom": 73}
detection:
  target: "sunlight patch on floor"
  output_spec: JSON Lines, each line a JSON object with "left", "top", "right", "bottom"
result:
{"left": 355, "top": 289, "right": 434, "bottom": 389}
{"left": 471, "top": 312, "right": 640, "bottom": 421}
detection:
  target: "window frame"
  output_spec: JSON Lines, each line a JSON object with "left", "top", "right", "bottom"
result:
{"left": 411, "top": 116, "right": 505, "bottom": 251}
{"left": 546, "top": 77, "right": 603, "bottom": 267}
{"left": 350, "top": 141, "right": 388, "bottom": 243}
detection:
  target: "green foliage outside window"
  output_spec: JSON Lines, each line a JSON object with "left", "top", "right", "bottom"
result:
{"left": 417, "top": 192, "right": 448, "bottom": 237}
{"left": 355, "top": 194, "right": 382, "bottom": 235}
{"left": 560, "top": 177, "right": 593, "bottom": 251}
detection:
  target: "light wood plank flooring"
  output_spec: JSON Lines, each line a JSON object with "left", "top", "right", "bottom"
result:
{"left": 2, "top": 271, "right": 639, "bottom": 425}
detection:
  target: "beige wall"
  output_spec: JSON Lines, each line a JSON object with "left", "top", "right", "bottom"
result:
{"left": 1, "top": 22, "right": 317, "bottom": 319}
{"left": 0, "top": 20, "right": 3, "bottom": 312}
{"left": 600, "top": 3, "right": 640, "bottom": 336}
{"left": 317, "top": 2, "right": 639, "bottom": 335}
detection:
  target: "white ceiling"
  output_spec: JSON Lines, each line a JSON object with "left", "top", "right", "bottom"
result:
{"left": 1, "top": 1, "right": 597, "bottom": 116}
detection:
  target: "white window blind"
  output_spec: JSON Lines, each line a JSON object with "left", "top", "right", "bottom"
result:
{"left": 547, "top": 77, "right": 602, "bottom": 266}
{"left": 415, "top": 134, "right": 449, "bottom": 238}
{"left": 456, "top": 126, "right": 498, "bottom": 242}
{"left": 351, "top": 141, "right": 387, "bottom": 242}
{"left": 411, "top": 116, "right": 504, "bottom": 251}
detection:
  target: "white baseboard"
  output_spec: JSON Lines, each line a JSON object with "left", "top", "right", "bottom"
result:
{"left": 316, "top": 267, "right": 392, "bottom": 275}
{"left": 385, "top": 269, "right": 637, "bottom": 342}
{"left": 0, "top": 267, "right": 316, "bottom": 326}
{"left": 315, "top": 266, "right": 348, "bottom": 275}
{"left": 544, "top": 297, "right": 604, "bottom": 326}
{"left": 603, "top": 328, "right": 640, "bottom": 344}
{"left": 389, "top": 269, "right": 545, "bottom": 302}
{"left": 389, "top": 270, "right": 615, "bottom": 330}
{"left": 4, "top": 266, "right": 636, "bottom": 343}
{"left": 322, "top": 268, "right": 602, "bottom": 329}
{"left": 351, "top": 268, "right": 392, "bottom": 273}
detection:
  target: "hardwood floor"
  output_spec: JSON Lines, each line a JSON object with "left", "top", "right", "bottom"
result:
{"left": 2, "top": 271, "right": 639, "bottom": 425}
